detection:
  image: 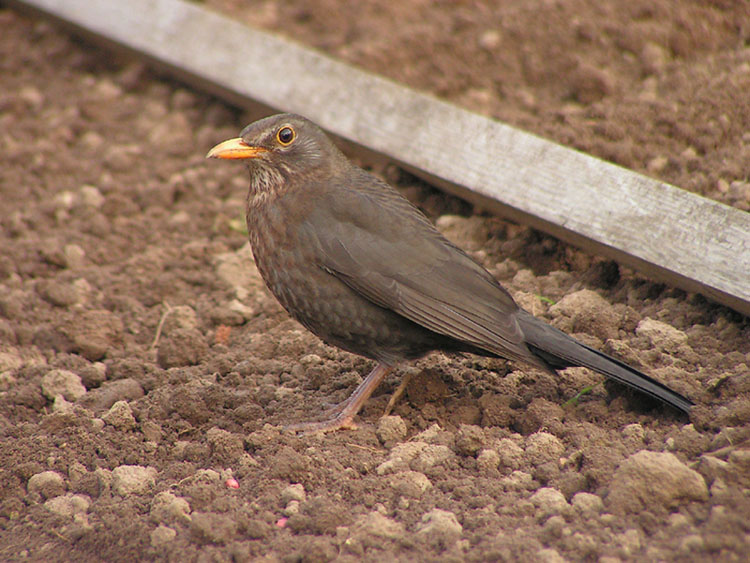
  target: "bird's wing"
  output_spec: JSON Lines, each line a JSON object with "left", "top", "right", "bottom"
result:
{"left": 298, "top": 172, "right": 535, "bottom": 364}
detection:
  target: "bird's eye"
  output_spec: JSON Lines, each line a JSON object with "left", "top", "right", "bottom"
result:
{"left": 276, "top": 126, "right": 295, "bottom": 146}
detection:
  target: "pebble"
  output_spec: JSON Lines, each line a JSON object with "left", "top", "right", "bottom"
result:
{"left": 525, "top": 432, "right": 565, "bottom": 465}
{"left": 0, "top": 349, "right": 23, "bottom": 372}
{"left": 530, "top": 487, "right": 570, "bottom": 519}
{"left": 44, "top": 493, "right": 90, "bottom": 518}
{"left": 476, "top": 449, "right": 500, "bottom": 473}
{"left": 501, "top": 470, "right": 535, "bottom": 491}
{"left": 616, "top": 528, "right": 642, "bottom": 557}
{"left": 52, "top": 394, "right": 74, "bottom": 414}
{"left": 635, "top": 319, "right": 688, "bottom": 353}
{"left": 150, "top": 491, "right": 191, "bottom": 525}
{"left": 213, "top": 243, "right": 264, "bottom": 301}
{"left": 376, "top": 442, "right": 426, "bottom": 474}
{"left": 415, "top": 508, "right": 463, "bottom": 549}
{"left": 281, "top": 483, "right": 306, "bottom": 504}
{"left": 537, "top": 547, "right": 567, "bottom": 563}
{"left": 550, "top": 289, "right": 620, "bottom": 340}
{"left": 283, "top": 500, "right": 300, "bottom": 516}
{"left": 571, "top": 492, "right": 604, "bottom": 514}
{"left": 435, "top": 215, "right": 489, "bottom": 251}
{"left": 101, "top": 400, "right": 137, "bottom": 430}
{"left": 61, "top": 309, "right": 124, "bottom": 361}
{"left": 78, "top": 378, "right": 144, "bottom": 412}
{"left": 79, "top": 185, "right": 105, "bottom": 208}
{"left": 41, "top": 369, "right": 86, "bottom": 401}
{"left": 350, "top": 512, "right": 406, "bottom": 548}
{"left": 150, "top": 525, "right": 177, "bottom": 547}
{"left": 607, "top": 450, "right": 708, "bottom": 513}
{"left": 376, "top": 415, "right": 407, "bottom": 445}
{"left": 387, "top": 471, "right": 432, "bottom": 498}
{"left": 497, "top": 438, "right": 525, "bottom": 470}
{"left": 28, "top": 471, "right": 66, "bottom": 499}
{"left": 156, "top": 328, "right": 208, "bottom": 368}
{"left": 478, "top": 29, "right": 502, "bottom": 50}
{"left": 112, "top": 465, "right": 157, "bottom": 496}
{"left": 454, "top": 424, "right": 485, "bottom": 456}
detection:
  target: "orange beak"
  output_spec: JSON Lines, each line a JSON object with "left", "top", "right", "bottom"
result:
{"left": 206, "top": 138, "right": 267, "bottom": 160}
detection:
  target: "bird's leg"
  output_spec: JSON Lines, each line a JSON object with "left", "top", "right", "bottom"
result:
{"left": 383, "top": 368, "right": 415, "bottom": 416}
{"left": 286, "top": 362, "right": 392, "bottom": 433}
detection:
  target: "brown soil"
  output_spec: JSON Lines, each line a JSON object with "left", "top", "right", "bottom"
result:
{"left": 1, "top": 2, "right": 749, "bottom": 562}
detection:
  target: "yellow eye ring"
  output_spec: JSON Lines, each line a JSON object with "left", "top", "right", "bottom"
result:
{"left": 276, "top": 126, "right": 296, "bottom": 146}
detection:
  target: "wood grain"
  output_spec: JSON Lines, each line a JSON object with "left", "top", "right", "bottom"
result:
{"left": 11, "top": 0, "right": 750, "bottom": 316}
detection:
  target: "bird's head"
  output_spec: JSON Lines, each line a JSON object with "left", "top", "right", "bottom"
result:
{"left": 206, "top": 113, "right": 341, "bottom": 180}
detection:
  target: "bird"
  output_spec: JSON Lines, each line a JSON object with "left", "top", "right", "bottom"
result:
{"left": 206, "top": 113, "right": 693, "bottom": 432}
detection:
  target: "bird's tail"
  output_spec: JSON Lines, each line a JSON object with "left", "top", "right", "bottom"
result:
{"left": 517, "top": 311, "right": 693, "bottom": 414}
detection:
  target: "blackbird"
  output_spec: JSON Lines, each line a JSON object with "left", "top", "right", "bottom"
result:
{"left": 207, "top": 113, "right": 692, "bottom": 432}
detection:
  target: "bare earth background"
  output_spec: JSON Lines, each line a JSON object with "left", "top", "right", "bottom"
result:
{"left": 1, "top": 1, "right": 749, "bottom": 561}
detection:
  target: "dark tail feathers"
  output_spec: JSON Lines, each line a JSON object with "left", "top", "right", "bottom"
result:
{"left": 518, "top": 311, "right": 693, "bottom": 414}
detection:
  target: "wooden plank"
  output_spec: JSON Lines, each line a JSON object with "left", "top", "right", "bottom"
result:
{"left": 10, "top": 0, "right": 750, "bottom": 316}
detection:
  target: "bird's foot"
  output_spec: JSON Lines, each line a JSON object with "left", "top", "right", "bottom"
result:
{"left": 284, "top": 362, "right": 392, "bottom": 435}
{"left": 285, "top": 413, "right": 358, "bottom": 435}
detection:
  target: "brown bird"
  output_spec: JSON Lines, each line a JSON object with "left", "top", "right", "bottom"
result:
{"left": 207, "top": 113, "right": 692, "bottom": 432}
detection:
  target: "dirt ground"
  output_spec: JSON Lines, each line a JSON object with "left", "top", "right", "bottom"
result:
{"left": 1, "top": 1, "right": 749, "bottom": 562}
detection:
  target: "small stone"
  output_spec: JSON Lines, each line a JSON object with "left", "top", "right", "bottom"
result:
{"left": 18, "top": 85, "right": 44, "bottom": 108}
{"left": 351, "top": 512, "right": 406, "bottom": 548}
{"left": 635, "top": 319, "right": 688, "bottom": 353}
{"left": 436, "top": 215, "right": 489, "bottom": 251}
{"left": 151, "top": 525, "right": 177, "bottom": 547}
{"left": 388, "top": 471, "right": 432, "bottom": 498}
{"left": 622, "top": 423, "right": 645, "bottom": 441}
{"left": 617, "top": 529, "right": 642, "bottom": 557}
{"left": 101, "top": 400, "right": 136, "bottom": 430}
{"left": 476, "top": 449, "right": 500, "bottom": 473}
{"left": 376, "top": 442, "right": 425, "bottom": 474}
{"left": 530, "top": 487, "right": 570, "bottom": 519}
{"left": 41, "top": 369, "right": 86, "bottom": 401}
{"left": 571, "top": 492, "right": 604, "bottom": 514}
{"left": 376, "top": 415, "right": 407, "bottom": 445}
{"left": 79, "top": 185, "right": 105, "bottom": 208}
{"left": 550, "top": 289, "right": 620, "bottom": 340}
{"left": 607, "top": 450, "right": 708, "bottom": 513}
{"left": 411, "top": 444, "right": 454, "bottom": 472}
{"left": 44, "top": 493, "right": 90, "bottom": 518}
{"left": 415, "top": 508, "right": 463, "bottom": 549}
{"left": 39, "top": 280, "right": 80, "bottom": 307}
{"left": 150, "top": 491, "right": 191, "bottom": 524}
{"left": 112, "top": 465, "right": 157, "bottom": 496}
{"left": 455, "top": 424, "right": 485, "bottom": 456}
{"left": 525, "top": 432, "right": 565, "bottom": 465}
{"left": 646, "top": 155, "right": 669, "bottom": 174}
{"left": 162, "top": 305, "right": 199, "bottom": 333}
{"left": 156, "top": 328, "right": 208, "bottom": 368}
{"left": 497, "top": 438, "right": 525, "bottom": 470}
{"left": 501, "top": 470, "right": 534, "bottom": 491}
{"left": 537, "top": 547, "right": 567, "bottom": 563}
{"left": 478, "top": 29, "right": 502, "bottom": 50}
{"left": 28, "top": 471, "right": 66, "bottom": 499}
{"left": 61, "top": 309, "right": 124, "bottom": 360}
{"left": 213, "top": 243, "right": 264, "bottom": 300}
{"left": 52, "top": 394, "right": 74, "bottom": 414}
{"left": 281, "top": 483, "right": 306, "bottom": 504}
{"left": 283, "top": 500, "right": 300, "bottom": 516}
